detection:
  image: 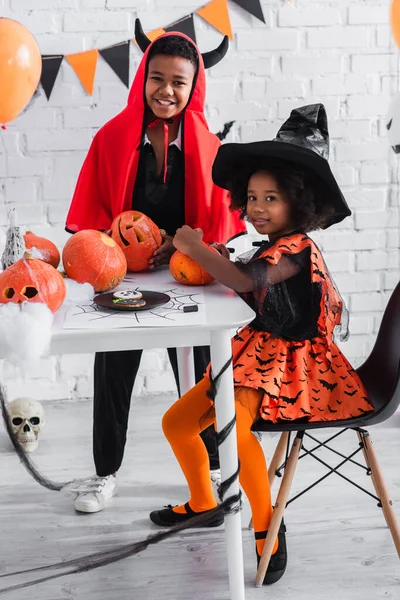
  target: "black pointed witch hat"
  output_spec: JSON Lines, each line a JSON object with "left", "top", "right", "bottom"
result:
{"left": 212, "top": 104, "right": 351, "bottom": 228}
{"left": 134, "top": 18, "right": 229, "bottom": 69}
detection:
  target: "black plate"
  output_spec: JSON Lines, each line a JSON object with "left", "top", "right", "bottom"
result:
{"left": 93, "top": 290, "right": 171, "bottom": 312}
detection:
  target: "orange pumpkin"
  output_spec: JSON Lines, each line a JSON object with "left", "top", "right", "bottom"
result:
{"left": 170, "top": 243, "right": 219, "bottom": 286}
{"left": 111, "top": 211, "right": 162, "bottom": 272}
{"left": 24, "top": 231, "right": 60, "bottom": 269}
{"left": 0, "top": 253, "right": 66, "bottom": 312}
{"left": 62, "top": 230, "right": 127, "bottom": 292}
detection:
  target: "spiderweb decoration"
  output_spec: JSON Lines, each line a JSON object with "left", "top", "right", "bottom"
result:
{"left": 62, "top": 284, "right": 206, "bottom": 329}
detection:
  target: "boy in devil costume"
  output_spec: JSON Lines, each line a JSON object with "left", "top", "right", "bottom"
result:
{"left": 65, "top": 20, "right": 246, "bottom": 513}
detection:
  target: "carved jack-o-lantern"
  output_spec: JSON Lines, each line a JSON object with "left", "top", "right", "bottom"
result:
{"left": 111, "top": 211, "right": 162, "bottom": 272}
{"left": 0, "top": 252, "right": 66, "bottom": 312}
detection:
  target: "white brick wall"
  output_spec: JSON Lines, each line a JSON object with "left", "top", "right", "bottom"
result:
{"left": 0, "top": 0, "right": 399, "bottom": 402}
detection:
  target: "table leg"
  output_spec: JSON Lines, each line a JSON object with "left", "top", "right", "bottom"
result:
{"left": 176, "top": 346, "right": 195, "bottom": 395}
{"left": 210, "top": 329, "right": 245, "bottom": 600}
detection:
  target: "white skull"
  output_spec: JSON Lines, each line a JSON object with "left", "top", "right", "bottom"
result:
{"left": 7, "top": 397, "right": 45, "bottom": 453}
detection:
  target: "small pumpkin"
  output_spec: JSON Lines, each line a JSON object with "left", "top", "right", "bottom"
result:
{"left": 62, "top": 230, "right": 127, "bottom": 292}
{"left": 0, "top": 252, "right": 66, "bottom": 312}
{"left": 111, "top": 210, "right": 162, "bottom": 272}
{"left": 24, "top": 231, "right": 60, "bottom": 269}
{"left": 170, "top": 243, "right": 219, "bottom": 286}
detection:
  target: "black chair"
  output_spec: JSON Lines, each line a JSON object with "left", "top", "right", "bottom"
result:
{"left": 225, "top": 231, "right": 268, "bottom": 258}
{"left": 250, "top": 281, "right": 400, "bottom": 586}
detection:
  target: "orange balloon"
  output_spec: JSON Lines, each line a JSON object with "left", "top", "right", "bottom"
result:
{"left": 391, "top": 0, "right": 400, "bottom": 48}
{"left": 0, "top": 18, "right": 42, "bottom": 124}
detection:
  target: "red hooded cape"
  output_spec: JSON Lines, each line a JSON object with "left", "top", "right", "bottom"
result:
{"left": 65, "top": 32, "right": 246, "bottom": 244}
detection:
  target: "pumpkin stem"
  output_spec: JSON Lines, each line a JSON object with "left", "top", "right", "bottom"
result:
{"left": 23, "top": 251, "right": 34, "bottom": 260}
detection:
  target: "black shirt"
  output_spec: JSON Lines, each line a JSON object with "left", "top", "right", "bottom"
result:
{"left": 132, "top": 143, "right": 185, "bottom": 236}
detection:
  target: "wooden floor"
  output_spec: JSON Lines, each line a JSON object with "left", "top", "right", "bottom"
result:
{"left": 0, "top": 395, "right": 399, "bottom": 600}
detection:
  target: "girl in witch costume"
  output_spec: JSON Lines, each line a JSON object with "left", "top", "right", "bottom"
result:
{"left": 65, "top": 20, "right": 245, "bottom": 514}
{"left": 150, "top": 104, "right": 373, "bottom": 584}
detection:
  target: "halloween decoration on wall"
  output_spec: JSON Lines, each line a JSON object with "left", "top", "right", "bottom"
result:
{"left": 33, "top": 0, "right": 267, "bottom": 101}
{"left": 111, "top": 211, "right": 162, "bottom": 272}
{"left": 216, "top": 120, "right": 235, "bottom": 141}
{"left": 387, "top": 94, "right": 400, "bottom": 153}
{"left": 0, "top": 18, "right": 42, "bottom": 124}
{"left": 0, "top": 252, "right": 66, "bottom": 313}
{"left": 6, "top": 397, "right": 44, "bottom": 453}
{"left": 1, "top": 208, "right": 26, "bottom": 271}
{"left": 62, "top": 229, "right": 127, "bottom": 292}
{"left": 170, "top": 243, "right": 219, "bottom": 285}
{"left": 24, "top": 231, "right": 60, "bottom": 269}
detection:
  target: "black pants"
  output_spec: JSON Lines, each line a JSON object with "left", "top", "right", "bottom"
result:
{"left": 93, "top": 346, "right": 220, "bottom": 477}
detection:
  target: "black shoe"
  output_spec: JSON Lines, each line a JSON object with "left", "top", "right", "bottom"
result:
{"left": 149, "top": 502, "right": 224, "bottom": 528}
{"left": 255, "top": 519, "right": 287, "bottom": 585}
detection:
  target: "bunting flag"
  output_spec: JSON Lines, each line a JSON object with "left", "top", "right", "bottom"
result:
{"left": 100, "top": 42, "right": 130, "bottom": 88}
{"left": 37, "top": 0, "right": 268, "bottom": 101}
{"left": 165, "top": 14, "right": 196, "bottom": 43}
{"left": 231, "top": 0, "right": 265, "bottom": 23}
{"left": 66, "top": 49, "right": 99, "bottom": 96}
{"left": 197, "top": 0, "right": 233, "bottom": 39}
{"left": 146, "top": 27, "right": 166, "bottom": 43}
{"left": 132, "top": 27, "right": 165, "bottom": 47}
{"left": 40, "top": 55, "right": 63, "bottom": 100}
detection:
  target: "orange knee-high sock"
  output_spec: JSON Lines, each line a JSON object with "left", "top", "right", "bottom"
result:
{"left": 162, "top": 378, "right": 217, "bottom": 513}
{"left": 234, "top": 387, "right": 278, "bottom": 555}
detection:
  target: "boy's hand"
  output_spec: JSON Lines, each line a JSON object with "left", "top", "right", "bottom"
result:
{"left": 209, "top": 242, "right": 230, "bottom": 259}
{"left": 149, "top": 233, "right": 175, "bottom": 269}
{"left": 173, "top": 226, "right": 203, "bottom": 255}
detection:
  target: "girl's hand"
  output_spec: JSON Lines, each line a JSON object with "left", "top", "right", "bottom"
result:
{"left": 149, "top": 233, "right": 175, "bottom": 269}
{"left": 209, "top": 242, "right": 230, "bottom": 259}
{"left": 173, "top": 226, "right": 203, "bottom": 255}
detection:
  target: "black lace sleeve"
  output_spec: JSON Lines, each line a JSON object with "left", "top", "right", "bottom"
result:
{"left": 235, "top": 248, "right": 305, "bottom": 290}
{"left": 235, "top": 247, "right": 321, "bottom": 341}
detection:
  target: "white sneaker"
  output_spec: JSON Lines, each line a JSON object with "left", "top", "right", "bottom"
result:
{"left": 72, "top": 475, "right": 118, "bottom": 513}
{"left": 210, "top": 469, "right": 222, "bottom": 503}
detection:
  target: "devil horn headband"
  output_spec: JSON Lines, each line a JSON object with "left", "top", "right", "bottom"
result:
{"left": 134, "top": 18, "right": 229, "bottom": 69}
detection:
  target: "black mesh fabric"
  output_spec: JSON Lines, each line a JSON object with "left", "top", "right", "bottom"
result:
{"left": 234, "top": 234, "right": 349, "bottom": 344}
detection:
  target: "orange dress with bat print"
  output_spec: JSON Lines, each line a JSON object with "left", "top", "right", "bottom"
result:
{"left": 230, "top": 232, "right": 373, "bottom": 423}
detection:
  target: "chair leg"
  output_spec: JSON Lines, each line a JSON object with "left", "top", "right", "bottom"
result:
{"left": 255, "top": 431, "right": 303, "bottom": 587}
{"left": 248, "top": 432, "right": 289, "bottom": 530}
{"left": 357, "top": 429, "right": 400, "bottom": 559}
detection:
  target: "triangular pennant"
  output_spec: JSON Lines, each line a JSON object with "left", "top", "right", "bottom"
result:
{"left": 231, "top": 0, "right": 265, "bottom": 23}
{"left": 132, "top": 27, "right": 165, "bottom": 47}
{"left": 40, "top": 55, "right": 63, "bottom": 100}
{"left": 197, "top": 0, "right": 233, "bottom": 39}
{"left": 66, "top": 49, "right": 99, "bottom": 96}
{"left": 165, "top": 14, "right": 196, "bottom": 43}
{"left": 100, "top": 42, "right": 130, "bottom": 88}
{"left": 147, "top": 27, "right": 166, "bottom": 42}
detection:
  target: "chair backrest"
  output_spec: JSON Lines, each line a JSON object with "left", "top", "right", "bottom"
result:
{"left": 357, "top": 281, "right": 400, "bottom": 419}
{"left": 226, "top": 230, "right": 269, "bottom": 258}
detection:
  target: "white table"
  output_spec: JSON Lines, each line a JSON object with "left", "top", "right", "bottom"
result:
{"left": 52, "top": 268, "right": 255, "bottom": 600}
